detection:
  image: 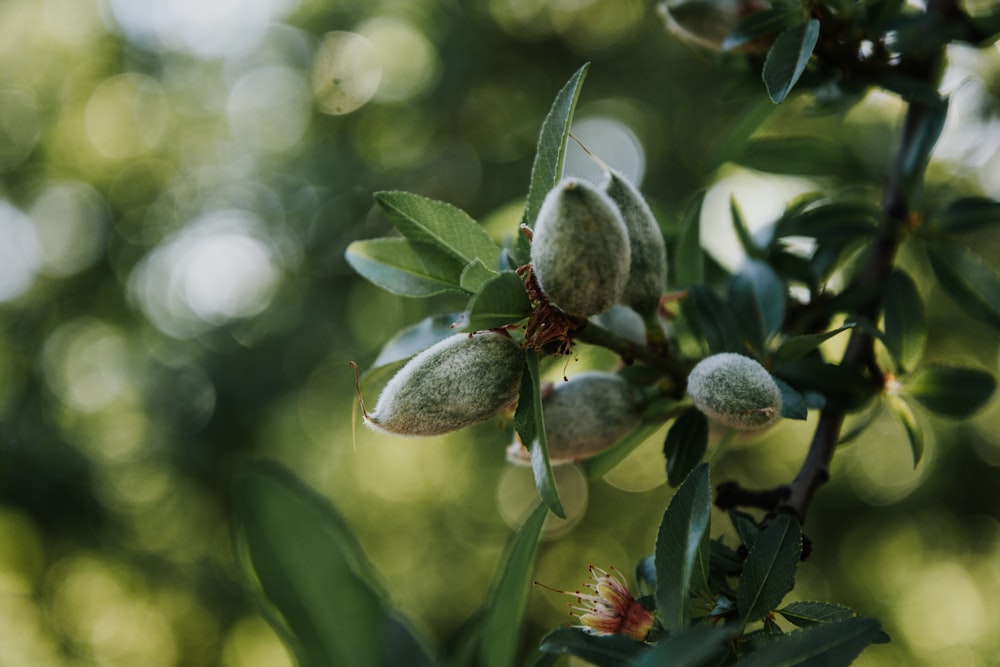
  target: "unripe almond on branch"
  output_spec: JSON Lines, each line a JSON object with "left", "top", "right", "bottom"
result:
{"left": 602, "top": 169, "right": 668, "bottom": 319}
{"left": 507, "top": 371, "right": 641, "bottom": 464}
{"left": 531, "top": 177, "right": 631, "bottom": 318}
{"left": 686, "top": 353, "right": 782, "bottom": 431}
{"left": 366, "top": 332, "right": 524, "bottom": 436}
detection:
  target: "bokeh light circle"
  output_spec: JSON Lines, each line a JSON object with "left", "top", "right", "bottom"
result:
{"left": 312, "top": 31, "right": 381, "bottom": 116}
{"left": 0, "top": 201, "right": 41, "bottom": 303}
{"left": 497, "top": 463, "right": 588, "bottom": 539}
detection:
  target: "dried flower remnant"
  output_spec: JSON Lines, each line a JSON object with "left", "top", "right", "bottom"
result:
{"left": 537, "top": 565, "right": 654, "bottom": 641}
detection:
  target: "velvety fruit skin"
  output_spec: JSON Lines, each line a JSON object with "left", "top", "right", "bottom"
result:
{"left": 507, "top": 371, "right": 641, "bottom": 464}
{"left": 603, "top": 169, "right": 667, "bottom": 318}
{"left": 368, "top": 332, "right": 524, "bottom": 436}
{"left": 531, "top": 177, "right": 630, "bottom": 318}
{"left": 686, "top": 353, "right": 782, "bottom": 431}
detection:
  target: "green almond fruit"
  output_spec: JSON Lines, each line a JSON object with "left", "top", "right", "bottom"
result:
{"left": 687, "top": 353, "right": 782, "bottom": 431}
{"left": 531, "top": 177, "right": 631, "bottom": 318}
{"left": 368, "top": 331, "right": 524, "bottom": 436}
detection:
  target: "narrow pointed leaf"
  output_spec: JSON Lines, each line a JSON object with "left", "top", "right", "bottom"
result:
{"left": 928, "top": 196, "right": 1000, "bottom": 234}
{"left": 883, "top": 269, "right": 926, "bottom": 373}
{"left": 904, "top": 365, "right": 996, "bottom": 418}
{"left": 655, "top": 463, "right": 712, "bottom": 632}
{"left": 729, "top": 510, "right": 761, "bottom": 552}
{"left": 465, "top": 271, "right": 531, "bottom": 330}
{"left": 926, "top": 241, "right": 1000, "bottom": 330}
{"left": 515, "top": 350, "right": 566, "bottom": 518}
{"left": 736, "top": 617, "right": 884, "bottom": 667}
{"left": 774, "top": 377, "right": 808, "bottom": 420}
{"left": 772, "top": 323, "right": 855, "bottom": 363}
{"left": 778, "top": 601, "right": 858, "bottom": 629}
{"left": 480, "top": 502, "right": 549, "bottom": 667}
{"left": 675, "top": 193, "right": 705, "bottom": 288}
{"left": 662, "top": 408, "right": 709, "bottom": 487}
{"left": 346, "top": 238, "right": 465, "bottom": 297}
{"left": 231, "top": 463, "right": 436, "bottom": 667}
{"left": 886, "top": 393, "right": 924, "bottom": 466}
{"left": 737, "top": 514, "right": 801, "bottom": 626}
{"left": 634, "top": 626, "right": 732, "bottom": 667}
{"left": 375, "top": 191, "right": 501, "bottom": 269}
{"left": 763, "top": 20, "right": 820, "bottom": 104}
{"left": 539, "top": 627, "right": 650, "bottom": 667}
{"left": 731, "top": 196, "right": 764, "bottom": 259}
{"left": 687, "top": 285, "right": 743, "bottom": 354}
{"left": 516, "top": 63, "right": 590, "bottom": 263}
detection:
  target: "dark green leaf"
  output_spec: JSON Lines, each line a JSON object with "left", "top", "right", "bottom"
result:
{"left": 635, "top": 555, "right": 656, "bottom": 596}
{"left": 372, "top": 313, "right": 463, "bottom": 367}
{"left": 732, "top": 260, "right": 786, "bottom": 342}
{"left": 663, "top": 408, "right": 709, "bottom": 487}
{"left": 926, "top": 241, "right": 1000, "bottom": 331}
{"left": 774, "top": 377, "right": 808, "bottom": 420}
{"left": 517, "top": 63, "right": 590, "bottom": 264}
{"left": 538, "top": 627, "right": 650, "bottom": 667}
{"left": 514, "top": 351, "right": 566, "bottom": 518}
{"left": 736, "top": 136, "right": 857, "bottom": 177}
{"left": 898, "top": 98, "right": 947, "bottom": 199}
{"left": 762, "top": 20, "right": 821, "bottom": 104}
{"left": 480, "top": 503, "right": 549, "bottom": 667}
{"left": 927, "top": 197, "right": 1000, "bottom": 234}
{"left": 735, "top": 617, "right": 884, "bottom": 667}
{"left": 634, "top": 626, "right": 733, "bottom": 667}
{"left": 729, "top": 510, "right": 761, "bottom": 552}
{"left": 459, "top": 258, "right": 498, "bottom": 293}
{"left": 723, "top": 7, "right": 804, "bottom": 51}
{"left": 374, "top": 191, "right": 501, "bottom": 269}
{"left": 655, "top": 463, "right": 712, "bottom": 632}
{"left": 904, "top": 365, "right": 996, "bottom": 418}
{"left": 883, "top": 269, "right": 926, "bottom": 373}
{"left": 886, "top": 393, "right": 924, "bottom": 466}
{"left": 778, "top": 601, "right": 858, "bottom": 629}
{"left": 772, "top": 323, "right": 855, "bottom": 363}
{"left": 731, "top": 196, "right": 764, "bottom": 260}
{"left": 465, "top": 271, "right": 531, "bottom": 330}
{"left": 737, "top": 514, "right": 801, "bottom": 626}
{"left": 774, "top": 201, "right": 879, "bottom": 242}
{"left": 345, "top": 238, "right": 465, "bottom": 297}
{"left": 772, "top": 358, "right": 876, "bottom": 412}
{"left": 675, "top": 193, "right": 706, "bottom": 288}
{"left": 231, "top": 462, "right": 436, "bottom": 667}
{"left": 687, "top": 285, "right": 743, "bottom": 354}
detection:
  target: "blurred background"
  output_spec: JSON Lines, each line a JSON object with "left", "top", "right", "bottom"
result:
{"left": 1, "top": 0, "right": 999, "bottom": 665}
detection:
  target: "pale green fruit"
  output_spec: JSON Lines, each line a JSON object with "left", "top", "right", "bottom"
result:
{"left": 367, "top": 332, "right": 524, "bottom": 436}
{"left": 686, "top": 353, "right": 782, "bottom": 431}
{"left": 507, "top": 371, "right": 641, "bottom": 464}
{"left": 603, "top": 169, "right": 668, "bottom": 318}
{"left": 531, "top": 177, "right": 631, "bottom": 318}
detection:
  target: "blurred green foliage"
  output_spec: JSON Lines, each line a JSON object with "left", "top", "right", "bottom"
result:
{"left": 1, "top": 1, "right": 999, "bottom": 665}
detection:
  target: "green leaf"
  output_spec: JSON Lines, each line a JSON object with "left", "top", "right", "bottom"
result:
{"left": 460, "top": 258, "right": 498, "bottom": 293}
{"left": 737, "top": 514, "right": 801, "bottom": 626}
{"left": 885, "top": 393, "right": 924, "bottom": 466}
{"left": 723, "top": 7, "right": 804, "bottom": 51}
{"left": 372, "top": 313, "right": 462, "bottom": 367}
{"left": 675, "top": 193, "right": 706, "bottom": 288}
{"left": 730, "top": 196, "right": 764, "bottom": 260}
{"left": 762, "top": 20, "right": 820, "bottom": 104}
{"left": 883, "top": 269, "right": 926, "bottom": 373}
{"left": 465, "top": 271, "right": 531, "bottom": 331}
{"left": 736, "top": 136, "right": 858, "bottom": 177}
{"left": 735, "top": 617, "right": 884, "bottom": 667}
{"left": 514, "top": 350, "right": 566, "bottom": 518}
{"left": 778, "top": 601, "right": 858, "bottom": 629}
{"left": 345, "top": 238, "right": 465, "bottom": 297}
{"left": 772, "top": 358, "right": 875, "bottom": 413}
{"left": 538, "top": 627, "right": 650, "bottom": 667}
{"left": 927, "top": 197, "right": 1000, "bottom": 234}
{"left": 655, "top": 463, "right": 712, "bottom": 632}
{"left": 374, "top": 191, "right": 501, "bottom": 269}
{"left": 774, "top": 201, "right": 879, "bottom": 242}
{"left": 904, "top": 365, "right": 996, "bottom": 418}
{"left": 772, "top": 323, "right": 855, "bottom": 363}
{"left": 480, "top": 502, "right": 549, "bottom": 667}
{"left": 729, "top": 510, "right": 761, "bottom": 552}
{"left": 898, "top": 98, "right": 947, "bottom": 199}
{"left": 687, "top": 285, "right": 743, "bottom": 354}
{"left": 774, "top": 377, "right": 808, "bottom": 420}
{"left": 926, "top": 241, "right": 1000, "bottom": 331}
{"left": 730, "top": 260, "right": 786, "bottom": 350}
{"left": 634, "top": 626, "right": 732, "bottom": 667}
{"left": 231, "top": 462, "right": 436, "bottom": 667}
{"left": 662, "top": 408, "right": 709, "bottom": 488}
{"left": 517, "top": 63, "right": 590, "bottom": 264}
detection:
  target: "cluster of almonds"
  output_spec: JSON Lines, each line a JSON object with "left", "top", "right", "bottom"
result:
{"left": 362, "top": 171, "right": 782, "bottom": 462}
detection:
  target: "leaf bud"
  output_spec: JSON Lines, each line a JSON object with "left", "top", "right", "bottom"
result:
{"left": 602, "top": 169, "right": 668, "bottom": 319}
{"left": 531, "top": 177, "right": 631, "bottom": 318}
{"left": 507, "top": 371, "right": 641, "bottom": 464}
{"left": 366, "top": 332, "right": 524, "bottom": 436}
{"left": 686, "top": 353, "right": 782, "bottom": 431}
